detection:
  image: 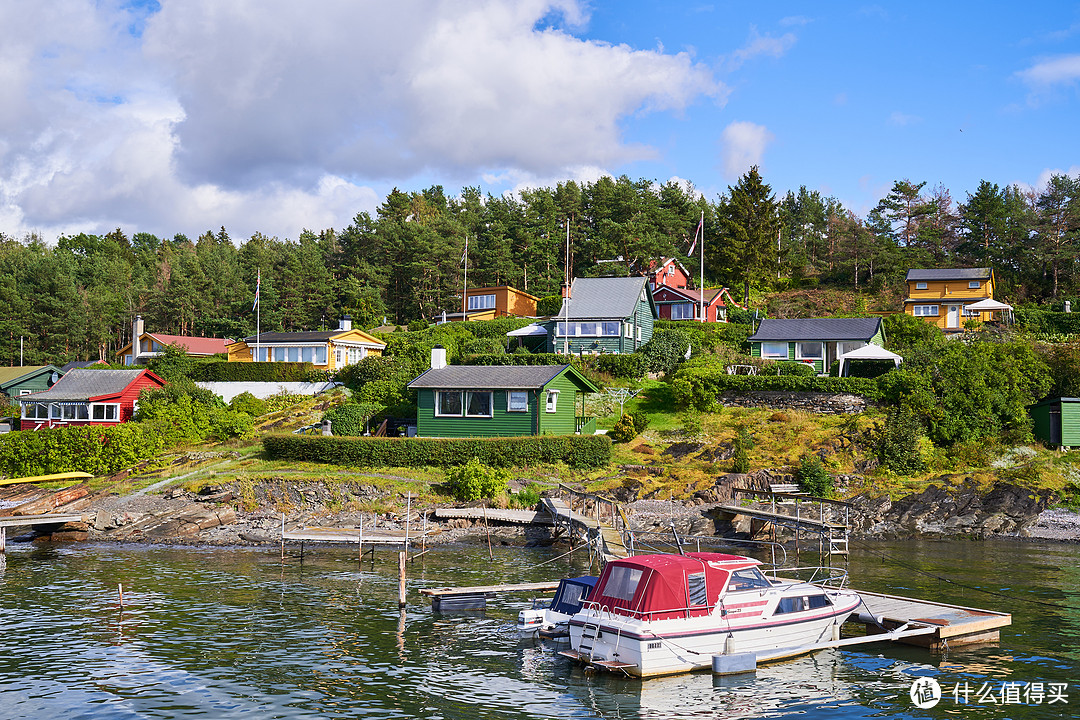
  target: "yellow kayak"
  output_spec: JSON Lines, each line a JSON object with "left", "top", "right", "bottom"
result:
{"left": 0, "top": 471, "right": 93, "bottom": 487}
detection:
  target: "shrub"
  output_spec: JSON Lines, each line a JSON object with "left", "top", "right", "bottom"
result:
{"left": 323, "top": 403, "right": 373, "bottom": 436}
{"left": 608, "top": 414, "right": 638, "bottom": 443}
{"left": 407, "top": 320, "right": 428, "bottom": 331}
{"left": 230, "top": 392, "right": 267, "bottom": 417}
{"left": 192, "top": 361, "right": 315, "bottom": 382}
{"left": 796, "top": 454, "right": 834, "bottom": 497}
{"left": 732, "top": 427, "right": 752, "bottom": 473}
{"left": 594, "top": 353, "right": 646, "bottom": 379}
{"left": 445, "top": 458, "right": 512, "bottom": 501}
{"left": 873, "top": 409, "right": 926, "bottom": 475}
{"left": 537, "top": 295, "right": 563, "bottom": 316}
{"left": 631, "top": 412, "right": 649, "bottom": 435}
{"left": 761, "top": 361, "right": 816, "bottom": 377}
{"left": 638, "top": 330, "right": 691, "bottom": 375}
{"left": 510, "top": 482, "right": 543, "bottom": 509}
{"left": 262, "top": 433, "right": 611, "bottom": 469}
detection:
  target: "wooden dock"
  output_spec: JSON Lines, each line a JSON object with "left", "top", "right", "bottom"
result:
{"left": 419, "top": 581, "right": 560, "bottom": 611}
{"left": 854, "top": 589, "right": 1010, "bottom": 650}
{"left": 433, "top": 508, "right": 553, "bottom": 525}
{"left": 542, "top": 497, "right": 628, "bottom": 561}
{"left": 282, "top": 526, "right": 413, "bottom": 545}
{"left": 0, "top": 513, "right": 90, "bottom": 528}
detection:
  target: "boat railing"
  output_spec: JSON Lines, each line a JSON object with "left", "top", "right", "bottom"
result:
{"left": 579, "top": 599, "right": 720, "bottom": 623}
{"left": 629, "top": 532, "right": 789, "bottom": 569}
{"left": 765, "top": 565, "right": 849, "bottom": 589}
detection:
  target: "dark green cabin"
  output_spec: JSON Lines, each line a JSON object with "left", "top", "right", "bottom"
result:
{"left": 1029, "top": 397, "right": 1080, "bottom": 449}
{"left": 408, "top": 353, "right": 600, "bottom": 438}
{"left": 548, "top": 276, "right": 658, "bottom": 355}
{"left": 0, "top": 365, "right": 64, "bottom": 402}
{"left": 747, "top": 318, "right": 886, "bottom": 375}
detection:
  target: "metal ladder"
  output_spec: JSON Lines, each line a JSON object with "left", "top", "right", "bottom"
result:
{"left": 578, "top": 616, "right": 602, "bottom": 660}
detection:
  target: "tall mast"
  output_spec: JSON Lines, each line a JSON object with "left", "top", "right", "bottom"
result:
{"left": 699, "top": 210, "right": 705, "bottom": 323}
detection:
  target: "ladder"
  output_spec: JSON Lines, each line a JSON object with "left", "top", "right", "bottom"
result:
{"left": 578, "top": 616, "right": 602, "bottom": 660}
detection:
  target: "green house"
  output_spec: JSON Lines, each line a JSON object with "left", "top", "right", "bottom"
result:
{"left": 548, "top": 276, "right": 658, "bottom": 355}
{"left": 0, "top": 365, "right": 64, "bottom": 402}
{"left": 407, "top": 349, "right": 600, "bottom": 437}
{"left": 747, "top": 318, "right": 886, "bottom": 375}
{"left": 1029, "top": 397, "right": 1080, "bottom": 449}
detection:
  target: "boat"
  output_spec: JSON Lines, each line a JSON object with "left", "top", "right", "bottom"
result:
{"left": 561, "top": 552, "right": 861, "bottom": 678}
{"left": 517, "top": 575, "right": 597, "bottom": 638}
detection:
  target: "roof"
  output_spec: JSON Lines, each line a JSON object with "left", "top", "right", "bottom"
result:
{"left": 558, "top": 276, "right": 650, "bottom": 320}
{"left": 905, "top": 268, "right": 992, "bottom": 282}
{"left": 20, "top": 369, "right": 163, "bottom": 401}
{"left": 60, "top": 360, "right": 106, "bottom": 373}
{"left": 242, "top": 329, "right": 384, "bottom": 346}
{"left": 408, "top": 363, "right": 599, "bottom": 393}
{"left": 147, "top": 334, "right": 231, "bottom": 355}
{"left": 748, "top": 317, "right": 883, "bottom": 342}
{"left": 652, "top": 286, "right": 725, "bottom": 304}
{"left": 0, "top": 366, "right": 59, "bottom": 389}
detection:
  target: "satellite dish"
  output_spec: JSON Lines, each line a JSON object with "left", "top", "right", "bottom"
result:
{"left": 51, "top": 371, "right": 59, "bottom": 384}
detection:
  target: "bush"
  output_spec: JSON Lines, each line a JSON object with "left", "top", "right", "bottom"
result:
{"left": 192, "top": 361, "right": 315, "bottom": 382}
{"left": 230, "top": 392, "right": 267, "bottom": 417}
{"left": 732, "top": 427, "right": 752, "bottom": 473}
{"left": 537, "top": 295, "right": 563, "bottom": 316}
{"left": 262, "top": 433, "right": 612, "bottom": 469}
{"left": 761, "top": 361, "right": 816, "bottom": 377}
{"left": 0, "top": 422, "right": 171, "bottom": 477}
{"left": 608, "top": 414, "right": 639, "bottom": 443}
{"left": 796, "top": 454, "right": 834, "bottom": 497}
{"left": 638, "top": 330, "right": 690, "bottom": 375}
{"left": 510, "top": 482, "right": 543, "bottom": 509}
{"left": 445, "top": 458, "right": 512, "bottom": 501}
{"left": 594, "top": 353, "right": 646, "bottom": 379}
{"left": 631, "top": 412, "right": 649, "bottom": 435}
{"left": 873, "top": 409, "right": 926, "bottom": 475}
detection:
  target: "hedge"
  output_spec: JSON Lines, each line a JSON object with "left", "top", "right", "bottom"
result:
{"left": 670, "top": 365, "right": 882, "bottom": 410}
{"left": 192, "top": 361, "right": 317, "bottom": 382}
{"left": 0, "top": 422, "right": 171, "bottom": 478}
{"left": 463, "top": 353, "right": 573, "bottom": 366}
{"left": 1013, "top": 308, "right": 1080, "bottom": 335}
{"left": 262, "top": 433, "right": 612, "bottom": 469}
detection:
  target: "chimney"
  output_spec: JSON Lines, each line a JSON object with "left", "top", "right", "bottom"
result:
{"left": 430, "top": 345, "right": 447, "bottom": 370}
{"left": 339, "top": 314, "right": 352, "bottom": 331}
{"left": 132, "top": 315, "right": 145, "bottom": 361}
{"left": 561, "top": 281, "right": 572, "bottom": 299}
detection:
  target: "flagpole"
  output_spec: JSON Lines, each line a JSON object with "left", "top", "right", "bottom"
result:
{"left": 563, "top": 220, "right": 570, "bottom": 355}
{"left": 699, "top": 211, "right": 705, "bottom": 323}
{"left": 255, "top": 268, "right": 261, "bottom": 361}
{"left": 461, "top": 236, "right": 469, "bottom": 320}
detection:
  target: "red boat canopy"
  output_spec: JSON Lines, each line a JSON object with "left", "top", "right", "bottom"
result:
{"left": 588, "top": 553, "right": 760, "bottom": 621}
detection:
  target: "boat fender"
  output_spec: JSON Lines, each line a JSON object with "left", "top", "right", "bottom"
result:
{"left": 831, "top": 623, "right": 841, "bottom": 641}
{"left": 856, "top": 612, "right": 885, "bottom": 627}
{"left": 724, "top": 635, "right": 736, "bottom": 656}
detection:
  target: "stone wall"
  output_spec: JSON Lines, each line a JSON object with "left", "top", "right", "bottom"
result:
{"left": 719, "top": 390, "right": 867, "bottom": 415}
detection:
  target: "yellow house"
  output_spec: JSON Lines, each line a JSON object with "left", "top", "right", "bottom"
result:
{"left": 904, "top": 268, "right": 995, "bottom": 331}
{"left": 465, "top": 286, "right": 539, "bottom": 318}
{"left": 227, "top": 316, "right": 384, "bottom": 370}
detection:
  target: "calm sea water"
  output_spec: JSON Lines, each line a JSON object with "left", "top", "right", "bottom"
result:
{"left": 0, "top": 537, "right": 1076, "bottom": 719}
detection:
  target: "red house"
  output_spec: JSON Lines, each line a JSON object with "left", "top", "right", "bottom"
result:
{"left": 18, "top": 369, "right": 166, "bottom": 430}
{"left": 646, "top": 258, "right": 692, "bottom": 291}
{"left": 652, "top": 286, "right": 741, "bottom": 323}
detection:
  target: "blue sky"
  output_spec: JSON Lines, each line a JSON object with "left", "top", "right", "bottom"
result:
{"left": 1, "top": 1, "right": 1076, "bottom": 243}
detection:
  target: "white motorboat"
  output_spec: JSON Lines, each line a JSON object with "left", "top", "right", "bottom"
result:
{"left": 518, "top": 575, "right": 597, "bottom": 638}
{"left": 562, "top": 552, "right": 861, "bottom": 677}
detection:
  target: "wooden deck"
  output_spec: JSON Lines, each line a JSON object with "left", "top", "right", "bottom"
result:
{"left": 419, "top": 581, "right": 560, "bottom": 611}
{"left": 282, "top": 526, "right": 414, "bottom": 545}
{"left": 433, "top": 508, "right": 552, "bottom": 525}
{"left": 0, "top": 513, "right": 90, "bottom": 528}
{"left": 855, "top": 589, "right": 1011, "bottom": 648}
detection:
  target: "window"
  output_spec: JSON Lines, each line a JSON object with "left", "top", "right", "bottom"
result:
{"left": 90, "top": 403, "right": 119, "bottom": 421}
{"left": 666, "top": 264, "right": 674, "bottom": 275}
{"left": 840, "top": 341, "right": 865, "bottom": 356}
{"left": 671, "top": 303, "right": 695, "bottom": 320}
{"left": 61, "top": 404, "right": 89, "bottom": 421}
{"left": 18, "top": 389, "right": 32, "bottom": 396}
{"left": 556, "top": 322, "right": 621, "bottom": 337}
{"left": 913, "top": 305, "right": 939, "bottom": 317}
{"left": 968, "top": 280, "right": 981, "bottom": 289}
{"left": 625, "top": 322, "right": 632, "bottom": 338}
{"left": 436, "top": 391, "right": 463, "bottom": 416}
{"left": 796, "top": 342, "right": 823, "bottom": 361}
{"left": 761, "top": 341, "right": 788, "bottom": 360}
{"left": 687, "top": 573, "right": 708, "bottom": 607}
{"left": 727, "top": 568, "right": 772, "bottom": 592}
{"left": 22, "top": 403, "right": 50, "bottom": 420}
{"left": 546, "top": 389, "right": 559, "bottom": 413}
{"left": 603, "top": 566, "right": 643, "bottom": 601}
{"left": 468, "top": 293, "right": 496, "bottom": 311}
{"left": 916, "top": 281, "right": 928, "bottom": 290}
{"left": 465, "top": 391, "right": 492, "bottom": 417}
{"left": 507, "top": 391, "right": 528, "bottom": 412}
{"left": 775, "top": 594, "right": 832, "bottom": 614}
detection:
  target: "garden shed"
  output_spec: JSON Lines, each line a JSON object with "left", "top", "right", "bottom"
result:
{"left": 1028, "top": 397, "right": 1080, "bottom": 449}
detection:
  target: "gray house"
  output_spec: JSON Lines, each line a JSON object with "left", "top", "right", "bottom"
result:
{"left": 548, "top": 276, "right": 658, "bottom": 354}
{"left": 748, "top": 317, "right": 886, "bottom": 375}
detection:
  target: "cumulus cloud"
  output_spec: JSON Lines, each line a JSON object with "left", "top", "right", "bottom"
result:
{"left": 0, "top": 0, "right": 723, "bottom": 241}
{"left": 719, "top": 121, "right": 772, "bottom": 179}
{"left": 1016, "top": 54, "right": 1080, "bottom": 89}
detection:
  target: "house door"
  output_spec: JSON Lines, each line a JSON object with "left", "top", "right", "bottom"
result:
{"left": 946, "top": 305, "right": 960, "bottom": 329}
{"left": 1051, "top": 406, "right": 1062, "bottom": 446}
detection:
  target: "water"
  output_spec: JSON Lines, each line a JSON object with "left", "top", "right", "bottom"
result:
{"left": 0, "top": 538, "right": 1077, "bottom": 719}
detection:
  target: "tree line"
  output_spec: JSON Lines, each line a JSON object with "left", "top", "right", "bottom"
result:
{"left": 1, "top": 170, "right": 1078, "bottom": 366}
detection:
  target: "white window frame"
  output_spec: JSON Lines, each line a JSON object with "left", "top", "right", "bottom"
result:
{"left": 435, "top": 390, "right": 463, "bottom": 417}
{"left": 795, "top": 342, "right": 823, "bottom": 362}
{"left": 465, "top": 391, "right": 493, "bottom": 418}
{"left": 467, "top": 293, "right": 496, "bottom": 311}
{"left": 913, "top": 305, "right": 939, "bottom": 317}
{"left": 761, "top": 341, "right": 788, "bottom": 360}
{"left": 507, "top": 391, "right": 529, "bottom": 413}
{"left": 968, "top": 280, "right": 981, "bottom": 289}
{"left": 21, "top": 402, "right": 50, "bottom": 420}
{"left": 90, "top": 403, "right": 119, "bottom": 421}
{"left": 625, "top": 322, "right": 632, "bottom": 338}
{"left": 18, "top": 389, "right": 32, "bottom": 396}
{"left": 545, "top": 389, "right": 560, "bottom": 414}
{"left": 671, "top": 303, "right": 695, "bottom": 320}
{"left": 916, "top": 281, "right": 928, "bottom": 290}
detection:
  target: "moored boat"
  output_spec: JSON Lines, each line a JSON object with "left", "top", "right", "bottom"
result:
{"left": 562, "top": 552, "right": 861, "bottom": 677}
{"left": 518, "top": 575, "right": 597, "bottom": 638}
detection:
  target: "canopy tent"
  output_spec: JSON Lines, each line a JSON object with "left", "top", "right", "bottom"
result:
{"left": 837, "top": 344, "right": 903, "bottom": 377}
{"left": 963, "top": 297, "right": 1015, "bottom": 325}
{"left": 506, "top": 323, "right": 548, "bottom": 337}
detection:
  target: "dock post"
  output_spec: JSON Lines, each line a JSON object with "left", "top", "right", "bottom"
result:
{"left": 280, "top": 513, "right": 285, "bottom": 561}
{"left": 421, "top": 513, "right": 427, "bottom": 556}
{"left": 397, "top": 550, "right": 407, "bottom": 608}
{"left": 483, "top": 504, "right": 493, "bottom": 560}
{"left": 405, "top": 492, "right": 412, "bottom": 560}
{"left": 359, "top": 516, "right": 364, "bottom": 569}
{"left": 0, "top": 526, "right": 5, "bottom": 554}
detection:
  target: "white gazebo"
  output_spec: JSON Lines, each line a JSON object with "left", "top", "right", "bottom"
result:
{"left": 963, "top": 298, "right": 1014, "bottom": 325}
{"left": 837, "top": 344, "right": 903, "bottom": 377}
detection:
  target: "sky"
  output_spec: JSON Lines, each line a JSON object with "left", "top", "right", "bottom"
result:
{"left": 1, "top": 1, "right": 1078, "bottom": 244}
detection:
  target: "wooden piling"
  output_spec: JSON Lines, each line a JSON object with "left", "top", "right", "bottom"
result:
{"left": 280, "top": 513, "right": 285, "bottom": 560}
{"left": 0, "top": 526, "right": 5, "bottom": 554}
{"left": 118, "top": 583, "right": 124, "bottom": 607}
{"left": 483, "top": 504, "right": 493, "bottom": 560}
{"left": 404, "top": 492, "right": 411, "bottom": 560}
{"left": 397, "top": 551, "right": 407, "bottom": 608}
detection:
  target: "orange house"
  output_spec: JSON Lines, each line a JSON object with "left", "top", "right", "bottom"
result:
{"left": 904, "top": 268, "right": 995, "bottom": 331}
{"left": 463, "top": 286, "right": 539, "bottom": 318}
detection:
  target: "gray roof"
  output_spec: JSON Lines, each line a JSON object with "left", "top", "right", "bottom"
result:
{"left": 408, "top": 364, "right": 570, "bottom": 390}
{"left": 749, "top": 317, "right": 883, "bottom": 342}
{"left": 20, "top": 369, "right": 153, "bottom": 401}
{"left": 244, "top": 331, "right": 337, "bottom": 343}
{"left": 906, "top": 268, "right": 992, "bottom": 281}
{"left": 557, "top": 276, "right": 649, "bottom": 320}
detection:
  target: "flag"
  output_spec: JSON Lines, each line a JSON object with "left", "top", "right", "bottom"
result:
{"left": 688, "top": 218, "right": 702, "bottom": 255}
{"left": 252, "top": 269, "right": 260, "bottom": 312}
{"left": 460, "top": 238, "right": 468, "bottom": 266}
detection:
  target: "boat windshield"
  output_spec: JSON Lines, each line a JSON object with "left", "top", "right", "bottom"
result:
{"left": 552, "top": 582, "right": 591, "bottom": 615}
{"left": 726, "top": 567, "right": 772, "bottom": 592}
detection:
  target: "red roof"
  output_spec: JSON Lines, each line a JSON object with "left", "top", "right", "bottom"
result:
{"left": 589, "top": 552, "right": 759, "bottom": 620}
{"left": 147, "top": 334, "right": 231, "bottom": 355}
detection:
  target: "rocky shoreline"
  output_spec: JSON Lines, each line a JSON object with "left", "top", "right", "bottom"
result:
{"left": 6, "top": 475, "right": 1079, "bottom": 549}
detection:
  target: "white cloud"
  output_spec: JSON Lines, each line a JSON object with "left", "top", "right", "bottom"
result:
{"left": 725, "top": 26, "right": 796, "bottom": 71}
{"left": 1015, "top": 166, "right": 1080, "bottom": 195}
{"left": 1016, "top": 54, "right": 1080, "bottom": 88}
{"left": 0, "top": 0, "right": 722, "bottom": 242}
{"left": 888, "top": 111, "right": 922, "bottom": 126}
{"left": 719, "top": 121, "right": 772, "bottom": 179}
